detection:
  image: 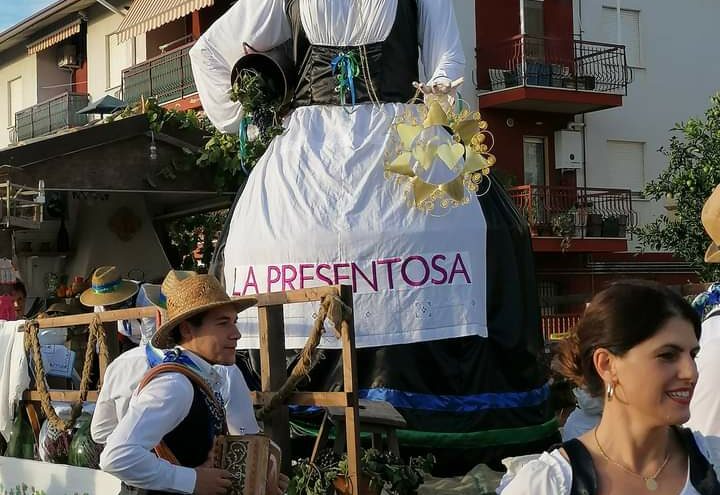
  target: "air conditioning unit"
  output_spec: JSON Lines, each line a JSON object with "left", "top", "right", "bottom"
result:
{"left": 554, "top": 130, "right": 583, "bottom": 170}
{"left": 57, "top": 44, "right": 79, "bottom": 69}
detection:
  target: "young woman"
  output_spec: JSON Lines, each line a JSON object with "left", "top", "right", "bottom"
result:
{"left": 498, "top": 280, "right": 720, "bottom": 495}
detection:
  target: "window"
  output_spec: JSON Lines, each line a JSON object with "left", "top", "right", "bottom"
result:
{"left": 524, "top": 0, "right": 545, "bottom": 37}
{"left": 602, "top": 7, "right": 641, "bottom": 67}
{"left": 8, "top": 77, "right": 23, "bottom": 128}
{"left": 523, "top": 136, "right": 547, "bottom": 185}
{"left": 105, "top": 34, "right": 134, "bottom": 90}
{"left": 606, "top": 140, "right": 644, "bottom": 191}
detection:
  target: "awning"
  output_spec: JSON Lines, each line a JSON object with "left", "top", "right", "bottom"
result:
{"left": 27, "top": 19, "right": 81, "bottom": 55}
{"left": 115, "top": 0, "right": 214, "bottom": 43}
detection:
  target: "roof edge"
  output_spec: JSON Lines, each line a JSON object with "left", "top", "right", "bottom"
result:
{"left": 0, "top": 0, "right": 84, "bottom": 46}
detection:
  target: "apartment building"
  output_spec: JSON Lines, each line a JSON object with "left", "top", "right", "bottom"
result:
{"left": 455, "top": 0, "right": 711, "bottom": 334}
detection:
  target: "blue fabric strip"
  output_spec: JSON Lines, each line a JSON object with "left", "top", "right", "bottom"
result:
{"left": 358, "top": 384, "right": 550, "bottom": 413}
{"left": 92, "top": 278, "right": 122, "bottom": 294}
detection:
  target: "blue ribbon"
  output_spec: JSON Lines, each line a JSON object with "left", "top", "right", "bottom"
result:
{"left": 330, "top": 51, "right": 359, "bottom": 107}
{"left": 692, "top": 283, "right": 720, "bottom": 317}
{"left": 358, "top": 383, "right": 550, "bottom": 413}
{"left": 237, "top": 115, "right": 251, "bottom": 176}
{"left": 92, "top": 278, "right": 122, "bottom": 294}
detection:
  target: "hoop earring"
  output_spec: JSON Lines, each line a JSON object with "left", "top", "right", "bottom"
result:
{"left": 606, "top": 382, "right": 615, "bottom": 401}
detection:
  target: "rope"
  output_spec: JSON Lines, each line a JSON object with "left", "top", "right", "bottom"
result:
{"left": 24, "top": 314, "right": 109, "bottom": 432}
{"left": 256, "top": 295, "right": 351, "bottom": 421}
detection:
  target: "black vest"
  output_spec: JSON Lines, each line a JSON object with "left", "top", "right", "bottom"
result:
{"left": 561, "top": 427, "right": 720, "bottom": 495}
{"left": 147, "top": 382, "right": 217, "bottom": 495}
{"left": 286, "top": 0, "right": 419, "bottom": 106}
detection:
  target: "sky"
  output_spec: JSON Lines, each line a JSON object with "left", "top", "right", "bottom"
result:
{"left": 0, "top": 0, "right": 57, "bottom": 33}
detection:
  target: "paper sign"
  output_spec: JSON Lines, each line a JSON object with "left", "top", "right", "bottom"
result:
{"left": 40, "top": 345, "right": 75, "bottom": 378}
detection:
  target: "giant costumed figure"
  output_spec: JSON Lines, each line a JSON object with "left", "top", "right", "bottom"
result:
{"left": 190, "top": 0, "right": 555, "bottom": 470}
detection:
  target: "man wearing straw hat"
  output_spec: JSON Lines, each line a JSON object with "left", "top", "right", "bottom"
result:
{"left": 80, "top": 266, "right": 141, "bottom": 350}
{"left": 687, "top": 185, "right": 720, "bottom": 436}
{"left": 91, "top": 271, "right": 260, "bottom": 447}
{"left": 100, "top": 273, "right": 284, "bottom": 495}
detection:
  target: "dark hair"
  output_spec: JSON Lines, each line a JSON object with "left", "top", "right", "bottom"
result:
{"left": 554, "top": 280, "right": 701, "bottom": 397}
{"left": 172, "top": 310, "right": 209, "bottom": 344}
{"left": 13, "top": 281, "right": 26, "bottom": 297}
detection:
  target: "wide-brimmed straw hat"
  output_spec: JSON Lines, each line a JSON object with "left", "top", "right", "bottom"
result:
{"left": 151, "top": 274, "right": 256, "bottom": 349}
{"left": 80, "top": 266, "right": 139, "bottom": 307}
{"left": 702, "top": 185, "right": 720, "bottom": 263}
{"left": 143, "top": 270, "right": 197, "bottom": 309}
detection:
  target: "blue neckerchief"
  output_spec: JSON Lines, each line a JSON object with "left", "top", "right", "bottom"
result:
{"left": 692, "top": 283, "right": 720, "bottom": 318}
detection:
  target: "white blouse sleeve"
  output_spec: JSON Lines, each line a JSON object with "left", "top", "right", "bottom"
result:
{"left": 99, "top": 373, "right": 197, "bottom": 493}
{"left": 417, "top": 0, "right": 466, "bottom": 86}
{"left": 496, "top": 452, "right": 572, "bottom": 495}
{"left": 189, "top": 0, "right": 292, "bottom": 134}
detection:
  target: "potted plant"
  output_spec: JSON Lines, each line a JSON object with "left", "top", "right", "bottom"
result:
{"left": 288, "top": 449, "right": 435, "bottom": 495}
{"left": 551, "top": 209, "right": 576, "bottom": 252}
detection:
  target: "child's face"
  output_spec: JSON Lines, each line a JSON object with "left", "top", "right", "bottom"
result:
{"left": 12, "top": 290, "right": 25, "bottom": 316}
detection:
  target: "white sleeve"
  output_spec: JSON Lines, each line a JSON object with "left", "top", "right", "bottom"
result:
{"left": 91, "top": 364, "right": 119, "bottom": 444}
{"left": 99, "top": 373, "right": 197, "bottom": 494}
{"left": 189, "top": 0, "right": 291, "bottom": 134}
{"left": 496, "top": 452, "right": 571, "bottom": 495}
{"left": 220, "top": 365, "right": 261, "bottom": 435}
{"left": 417, "top": 0, "right": 466, "bottom": 86}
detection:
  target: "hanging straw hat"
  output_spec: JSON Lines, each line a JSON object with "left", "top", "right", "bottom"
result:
{"left": 702, "top": 185, "right": 720, "bottom": 263}
{"left": 143, "top": 270, "right": 197, "bottom": 310}
{"left": 79, "top": 266, "right": 139, "bottom": 307}
{"left": 152, "top": 274, "right": 256, "bottom": 349}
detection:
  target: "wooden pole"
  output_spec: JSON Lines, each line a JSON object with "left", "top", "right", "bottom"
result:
{"left": 340, "top": 285, "right": 361, "bottom": 495}
{"left": 257, "top": 305, "right": 291, "bottom": 473}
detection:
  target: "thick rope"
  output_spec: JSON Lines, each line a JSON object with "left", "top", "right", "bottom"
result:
{"left": 24, "top": 314, "right": 109, "bottom": 432}
{"left": 256, "top": 295, "right": 350, "bottom": 421}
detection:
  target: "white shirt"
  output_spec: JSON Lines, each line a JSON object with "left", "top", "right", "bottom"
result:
{"left": 496, "top": 431, "right": 720, "bottom": 495}
{"left": 561, "top": 388, "right": 603, "bottom": 442}
{"left": 98, "top": 350, "right": 260, "bottom": 493}
{"left": 687, "top": 310, "right": 720, "bottom": 436}
{"left": 189, "top": 0, "right": 465, "bottom": 134}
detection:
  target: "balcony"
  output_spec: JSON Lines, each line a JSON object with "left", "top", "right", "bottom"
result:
{"left": 477, "top": 35, "right": 631, "bottom": 114}
{"left": 508, "top": 185, "right": 636, "bottom": 252}
{"left": 14, "top": 92, "right": 90, "bottom": 142}
{"left": 541, "top": 313, "right": 581, "bottom": 342}
{"left": 122, "top": 41, "right": 198, "bottom": 107}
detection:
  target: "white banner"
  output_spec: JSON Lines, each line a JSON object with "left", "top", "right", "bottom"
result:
{"left": 0, "top": 457, "right": 121, "bottom": 494}
{"left": 229, "top": 250, "right": 486, "bottom": 349}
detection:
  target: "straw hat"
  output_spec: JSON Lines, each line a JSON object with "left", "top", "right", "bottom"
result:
{"left": 702, "top": 185, "right": 720, "bottom": 263}
{"left": 46, "top": 300, "right": 83, "bottom": 315}
{"left": 79, "top": 266, "right": 139, "bottom": 307}
{"left": 143, "top": 270, "right": 197, "bottom": 309}
{"left": 152, "top": 274, "right": 256, "bottom": 349}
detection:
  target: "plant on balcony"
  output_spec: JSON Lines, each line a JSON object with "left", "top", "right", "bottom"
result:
{"left": 636, "top": 93, "right": 720, "bottom": 281}
{"left": 551, "top": 209, "right": 576, "bottom": 252}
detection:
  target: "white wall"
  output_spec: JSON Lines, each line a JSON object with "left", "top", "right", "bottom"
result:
{"left": 65, "top": 193, "right": 171, "bottom": 283}
{"left": 577, "top": 0, "right": 720, "bottom": 250}
{"left": 86, "top": 7, "right": 146, "bottom": 102}
{"left": 453, "top": 0, "right": 478, "bottom": 111}
{"left": 0, "top": 47, "right": 37, "bottom": 148}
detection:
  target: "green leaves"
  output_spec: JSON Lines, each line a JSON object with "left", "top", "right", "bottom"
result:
{"left": 635, "top": 93, "right": 720, "bottom": 281}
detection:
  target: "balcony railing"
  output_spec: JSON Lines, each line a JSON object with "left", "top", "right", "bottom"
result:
{"left": 541, "top": 313, "right": 581, "bottom": 342}
{"left": 478, "top": 35, "right": 631, "bottom": 95}
{"left": 508, "top": 185, "right": 637, "bottom": 240}
{"left": 122, "top": 41, "right": 197, "bottom": 106}
{"left": 14, "top": 92, "right": 90, "bottom": 142}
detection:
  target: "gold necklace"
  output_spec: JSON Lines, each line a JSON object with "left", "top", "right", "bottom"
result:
{"left": 593, "top": 427, "right": 671, "bottom": 492}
